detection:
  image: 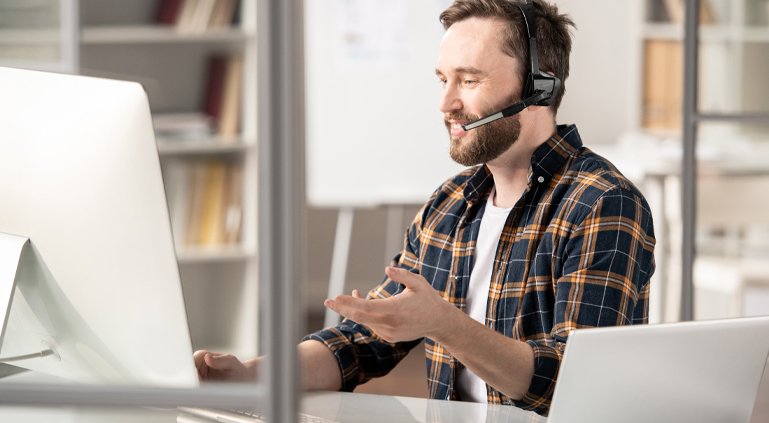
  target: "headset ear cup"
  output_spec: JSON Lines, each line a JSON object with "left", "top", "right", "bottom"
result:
{"left": 523, "top": 72, "right": 536, "bottom": 99}
{"left": 532, "top": 71, "right": 561, "bottom": 106}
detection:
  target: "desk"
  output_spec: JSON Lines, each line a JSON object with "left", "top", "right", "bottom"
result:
{"left": 302, "top": 391, "right": 546, "bottom": 423}
{"left": 0, "top": 390, "right": 546, "bottom": 423}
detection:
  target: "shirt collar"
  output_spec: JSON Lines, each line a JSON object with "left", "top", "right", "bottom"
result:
{"left": 462, "top": 124, "right": 583, "bottom": 203}
{"left": 529, "top": 124, "right": 583, "bottom": 186}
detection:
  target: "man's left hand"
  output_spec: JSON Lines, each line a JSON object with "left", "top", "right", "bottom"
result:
{"left": 324, "top": 266, "right": 455, "bottom": 343}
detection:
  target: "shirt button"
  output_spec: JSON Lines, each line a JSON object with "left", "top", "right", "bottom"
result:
{"left": 537, "top": 176, "right": 545, "bottom": 183}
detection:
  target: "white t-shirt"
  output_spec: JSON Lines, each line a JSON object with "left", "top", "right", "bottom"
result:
{"left": 455, "top": 189, "right": 513, "bottom": 403}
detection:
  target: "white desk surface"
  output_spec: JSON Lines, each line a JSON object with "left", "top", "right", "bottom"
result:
{"left": 0, "top": 389, "right": 546, "bottom": 423}
{"left": 303, "top": 391, "right": 546, "bottom": 423}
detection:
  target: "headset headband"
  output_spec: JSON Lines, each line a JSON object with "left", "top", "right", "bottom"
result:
{"left": 513, "top": 0, "right": 561, "bottom": 106}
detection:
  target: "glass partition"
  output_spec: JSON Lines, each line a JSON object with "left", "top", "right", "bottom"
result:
{"left": 0, "top": 0, "right": 76, "bottom": 72}
{"left": 694, "top": 122, "right": 769, "bottom": 321}
{"left": 0, "top": 0, "right": 294, "bottom": 421}
{"left": 696, "top": 0, "right": 769, "bottom": 115}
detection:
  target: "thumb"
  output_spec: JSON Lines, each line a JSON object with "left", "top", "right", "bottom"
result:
{"left": 205, "top": 353, "right": 238, "bottom": 370}
{"left": 385, "top": 266, "right": 425, "bottom": 291}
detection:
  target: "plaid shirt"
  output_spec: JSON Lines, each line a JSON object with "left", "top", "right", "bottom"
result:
{"left": 306, "top": 124, "right": 656, "bottom": 415}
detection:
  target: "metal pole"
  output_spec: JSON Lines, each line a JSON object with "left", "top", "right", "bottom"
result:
{"left": 61, "top": 0, "right": 79, "bottom": 74}
{"left": 0, "top": 384, "right": 266, "bottom": 410}
{"left": 257, "top": 0, "right": 306, "bottom": 422}
{"left": 680, "top": 0, "right": 700, "bottom": 321}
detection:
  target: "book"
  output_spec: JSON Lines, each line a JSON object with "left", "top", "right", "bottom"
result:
{"left": 153, "top": 112, "right": 214, "bottom": 139}
{"left": 217, "top": 55, "right": 244, "bottom": 138}
{"left": 173, "top": 0, "right": 237, "bottom": 32}
{"left": 203, "top": 55, "right": 228, "bottom": 122}
{"left": 199, "top": 161, "right": 228, "bottom": 245}
{"left": 662, "top": 0, "right": 715, "bottom": 25}
{"left": 189, "top": 0, "right": 218, "bottom": 33}
{"left": 209, "top": 0, "right": 239, "bottom": 28}
{"left": 156, "top": 0, "right": 185, "bottom": 25}
{"left": 662, "top": 0, "right": 684, "bottom": 24}
{"left": 223, "top": 163, "right": 244, "bottom": 244}
{"left": 185, "top": 161, "right": 210, "bottom": 246}
{"left": 175, "top": 0, "right": 201, "bottom": 32}
{"left": 642, "top": 39, "right": 683, "bottom": 130}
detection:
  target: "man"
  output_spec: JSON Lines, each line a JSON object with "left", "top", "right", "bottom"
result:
{"left": 195, "top": 0, "right": 655, "bottom": 416}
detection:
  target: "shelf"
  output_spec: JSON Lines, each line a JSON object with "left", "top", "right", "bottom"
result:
{"left": 80, "top": 25, "right": 252, "bottom": 45}
{"left": 176, "top": 245, "right": 256, "bottom": 264}
{"left": 641, "top": 23, "right": 735, "bottom": 41}
{"left": 0, "top": 28, "right": 61, "bottom": 46}
{"left": 742, "top": 27, "right": 769, "bottom": 43}
{"left": 157, "top": 137, "right": 255, "bottom": 156}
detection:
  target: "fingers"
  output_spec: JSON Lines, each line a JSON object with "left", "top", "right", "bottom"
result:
{"left": 385, "top": 266, "right": 426, "bottom": 290}
{"left": 194, "top": 350, "right": 240, "bottom": 379}
{"left": 204, "top": 352, "right": 240, "bottom": 370}
{"left": 193, "top": 350, "right": 214, "bottom": 381}
{"left": 193, "top": 349, "right": 211, "bottom": 365}
{"left": 325, "top": 294, "right": 389, "bottom": 326}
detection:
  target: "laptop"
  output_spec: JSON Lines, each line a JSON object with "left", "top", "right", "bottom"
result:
{"left": 547, "top": 316, "right": 769, "bottom": 423}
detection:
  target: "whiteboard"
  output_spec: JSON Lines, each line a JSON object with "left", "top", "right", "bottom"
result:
{"left": 304, "top": 0, "right": 463, "bottom": 208}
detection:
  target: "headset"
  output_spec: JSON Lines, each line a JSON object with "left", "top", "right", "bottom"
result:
{"left": 462, "top": 0, "right": 562, "bottom": 131}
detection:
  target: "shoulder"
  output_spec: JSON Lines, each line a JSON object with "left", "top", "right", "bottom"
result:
{"left": 411, "top": 165, "right": 487, "bottom": 229}
{"left": 559, "top": 148, "right": 654, "bottom": 227}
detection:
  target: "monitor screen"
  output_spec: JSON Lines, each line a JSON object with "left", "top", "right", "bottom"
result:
{"left": 0, "top": 66, "right": 197, "bottom": 387}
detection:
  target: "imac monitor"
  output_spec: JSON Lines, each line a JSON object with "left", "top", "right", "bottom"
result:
{"left": 0, "top": 66, "right": 197, "bottom": 387}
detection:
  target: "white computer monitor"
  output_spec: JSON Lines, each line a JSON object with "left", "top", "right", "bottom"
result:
{"left": 0, "top": 66, "right": 197, "bottom": 387}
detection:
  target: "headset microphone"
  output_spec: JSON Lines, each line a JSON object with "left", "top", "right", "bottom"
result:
{"left": 461, "top": 0, "right": 562, "bottom": 132}
{"left": 462, "top": 90, "right": 548, "bottom": 131}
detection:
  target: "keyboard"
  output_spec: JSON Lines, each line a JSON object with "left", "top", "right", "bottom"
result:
{"left": 177, "top": 406, "right": 338, "bottom": 423}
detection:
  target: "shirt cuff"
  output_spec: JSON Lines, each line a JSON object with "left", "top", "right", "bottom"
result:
{"left": 514, "top": 340, "right": 563, "bottom": 415}
{"left": 303, "top": 327, "right": 361, "bottom": 392}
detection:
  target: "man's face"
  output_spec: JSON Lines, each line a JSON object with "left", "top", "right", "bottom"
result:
{"left": 435, "top": 17, "right": 523, "bottom": 167}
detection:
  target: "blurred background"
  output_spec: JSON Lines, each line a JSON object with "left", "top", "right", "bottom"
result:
{"left": 1, "top": 0, "right": 767, "bottom": 415}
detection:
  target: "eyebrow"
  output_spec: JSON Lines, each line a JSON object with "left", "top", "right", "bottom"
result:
{"left": 435, "top": 66, "right": 485, "bottom": 77}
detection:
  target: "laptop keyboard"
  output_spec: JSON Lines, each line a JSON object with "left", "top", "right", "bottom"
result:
{"left": 177, "top": 406, "right": 339, "bottom": 423}
{"left": 226, "top": 409, "right": 335, "bottom": 423}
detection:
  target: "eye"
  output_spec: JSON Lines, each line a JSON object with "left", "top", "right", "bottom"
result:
{"left": 464, "top": 79, "right": 477, "bottom": 86}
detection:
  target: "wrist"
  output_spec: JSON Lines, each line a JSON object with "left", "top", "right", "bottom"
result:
{"left": 428, "top": 299, "right": 464, "bottom": 344}
{"left": 242, "top": 357, "right": 261, "bottom": 381}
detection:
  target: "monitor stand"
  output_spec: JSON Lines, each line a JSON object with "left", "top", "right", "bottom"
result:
{"left": 0, "top": 232, "right": 30, "bottom": 346}
{"left": 0, "top": 233, "right": 37, "bottom": 379}
{"left": 0, "top": 232, "right": 61, "bottom": 373}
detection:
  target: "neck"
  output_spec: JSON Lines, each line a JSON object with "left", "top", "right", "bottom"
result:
{"left": 486, "top": 111, "right": 556, "bottom": 208}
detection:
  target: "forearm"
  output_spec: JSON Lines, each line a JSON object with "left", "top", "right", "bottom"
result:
{"left": 432, "top": 305, "right": 535, "bottom": 401}
{"left": 297, "top": 340, "right": 343, "bottom": 391}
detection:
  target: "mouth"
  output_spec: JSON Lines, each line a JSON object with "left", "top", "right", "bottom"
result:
{"left": 446, "top": 120, "right": 469, "bottom": 137}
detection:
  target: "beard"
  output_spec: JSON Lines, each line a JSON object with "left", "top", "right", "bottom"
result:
{"left": 445, "top": 95, "right": 522, "bottom": 167}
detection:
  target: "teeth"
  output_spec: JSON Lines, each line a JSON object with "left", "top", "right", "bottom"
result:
{"left": 453, "top": 123, "right": 463, "bottom": 130}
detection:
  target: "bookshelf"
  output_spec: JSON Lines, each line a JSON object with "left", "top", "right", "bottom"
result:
{"left": 641, "top": 0, "right": 769, "bottom": 132}
{"left": 0, "top": 0, "right": 259, "bottom": 358}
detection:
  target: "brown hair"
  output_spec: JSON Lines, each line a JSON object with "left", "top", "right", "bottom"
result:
{"left": 440, "top": 0, "right": 575, "bottom": 115}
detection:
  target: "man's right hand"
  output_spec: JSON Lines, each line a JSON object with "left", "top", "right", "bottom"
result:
{"left": 193, "top": 350, "right": 259, "bottom": 382}
{"left": 193, "top": 340, "right": 342, "bottom": 389}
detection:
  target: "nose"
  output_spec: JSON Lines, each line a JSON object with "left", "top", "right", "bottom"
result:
{"left": 439, "top": 82, "right": 462, "bottom": 114}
